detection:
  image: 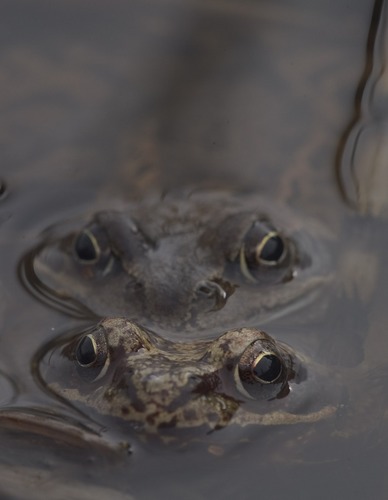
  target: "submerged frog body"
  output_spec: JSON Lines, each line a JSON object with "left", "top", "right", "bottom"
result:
{"left": 26, "top": 191, "right": 331, "bottom": 337}
{"left": 37, "top": 318, "right": 336, "bottom": 441}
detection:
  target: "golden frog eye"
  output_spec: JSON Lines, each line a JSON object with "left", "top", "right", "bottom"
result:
{"left": 240, "top": 221, "right": 288, "bottom": 282}
{"left": 255, "top": 232, "right": 286, "bottom": 265}
{"left": 235, "top": 339, "right": 288, "bottom": 400}
{"left": 76, "top": 334, "right": 98, "bottom": 366}
{"left": 75, "top": 329, "right": 110, "bottom": 382}
{"left": 251, "top": 352, "right": 283, "bottom": 384}
{"left": 74, "top": 229, "right": 100, "bottom": 263}
{"left": 73, "top": 223, "right": 112, "bottom": 268}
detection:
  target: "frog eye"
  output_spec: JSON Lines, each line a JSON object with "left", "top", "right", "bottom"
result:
{"left": 256, "top": 233, "right": 285, "bottom": 265}
{"left": 75, "top": 329, "right": 110, "bottom": 382}
{"left": 240, "top": 221, "right": 288, "bottom": 281}
{"left": 235, "top": 339, "right": 288, "bottom": 400}
{"left": 251, "top": 352, "right": 283, "bottom": 383}
{"left": 76, "top": 335, "right": 98, "bottom": 366}
{"left": 73, "top": 223, "right": 111, "bottom": 267}
{"left": 74, "top": 230, "right": 99, "bottom": 263}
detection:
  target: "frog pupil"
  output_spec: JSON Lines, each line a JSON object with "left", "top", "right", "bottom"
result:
{"left": 76, "top": 336, "right": 97, "bottom": 366}
{"left": 74, "top": 232, "right": 97, "bottom": 261}
{"left": 253, "top": 354, "right": 282, "bottom": 383}
{"left": 259, "top": 235, "right": 284, "bottom": 263}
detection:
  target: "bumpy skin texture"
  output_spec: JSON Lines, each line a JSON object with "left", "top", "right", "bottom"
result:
{"left": 38, "top": 318, "right": 336, "bottom": 440}
{"left": 29, "top": 191, "right": 331, "bottom": 337}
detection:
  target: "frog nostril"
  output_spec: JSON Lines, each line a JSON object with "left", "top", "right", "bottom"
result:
{"left": 196, "top": 282, "right": 222, "bottom": 297}
{"left": 194, "top": 280, "right": 229, "bottom": 312}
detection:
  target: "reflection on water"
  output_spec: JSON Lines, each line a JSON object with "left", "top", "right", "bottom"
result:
{"left": 0, "top": 408, "right": 132, "bottom": 500}
{"left": 0, "top": 369, "right": 18, "bottom": 406}
{"left": 336, "top": 0, "right": 388, "bottom": 216}
{"left": 1, "top": 0, "right": 388, "bottom": 498}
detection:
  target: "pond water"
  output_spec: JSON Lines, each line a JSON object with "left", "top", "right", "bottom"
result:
{"left": 1, "top": 0, "right": 388, "bottom": 498}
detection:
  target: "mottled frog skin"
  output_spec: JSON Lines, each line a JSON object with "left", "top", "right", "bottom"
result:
{"left": 38, "top": 318, "right": 336, "bottom": 440}
{"left": 28, "top": 191, "right": 331, "bottom": 337}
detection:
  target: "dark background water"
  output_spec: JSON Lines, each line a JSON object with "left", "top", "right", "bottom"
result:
{"left": 1, "top": 0, "right": 388, "bottom": 498}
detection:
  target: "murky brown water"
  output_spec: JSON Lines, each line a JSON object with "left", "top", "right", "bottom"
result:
{"left": 1, "top": 0, "right": 388, "bottom": 498}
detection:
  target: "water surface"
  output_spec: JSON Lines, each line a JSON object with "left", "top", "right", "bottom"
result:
{"left": 1, "top": 0, "right": 387, "bottom": 498}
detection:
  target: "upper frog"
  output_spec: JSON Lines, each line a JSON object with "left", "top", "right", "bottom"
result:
{"left": 37, "top": 318, "right": 336, "bottom": 442}
{"left": 26, "top": 191, "right": 331, "bottom": 337}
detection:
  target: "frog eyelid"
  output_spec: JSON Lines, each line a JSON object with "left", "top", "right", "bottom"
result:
{"left": 239, "top": 245, "right": 257, "bottom": 283}
{"left": 101, "top": 256, "right": 115, "bottom": 276}
{"left": 92, "top": 353, "right": 110, "bottom": 382}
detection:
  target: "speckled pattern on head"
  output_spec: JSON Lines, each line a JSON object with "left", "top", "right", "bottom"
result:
{"left": 38, "top": 318, "right": 337, "bottom": 441}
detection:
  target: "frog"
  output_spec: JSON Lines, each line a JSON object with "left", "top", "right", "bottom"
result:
{"left": 36, "top": 317, "right": 337, "bottom": 443}
{"left": 23, "top": 191, "right": 332, "bottom": 338}
{"left": 1, "top": 0, "right": 387, "bottom": 497}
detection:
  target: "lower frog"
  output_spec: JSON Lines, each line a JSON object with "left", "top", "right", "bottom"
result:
{"left": 36, "top": 318, "right": 337, "bottom": 444}
{"left": 23, "top": 191, "right": 331, "bottom": 337}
